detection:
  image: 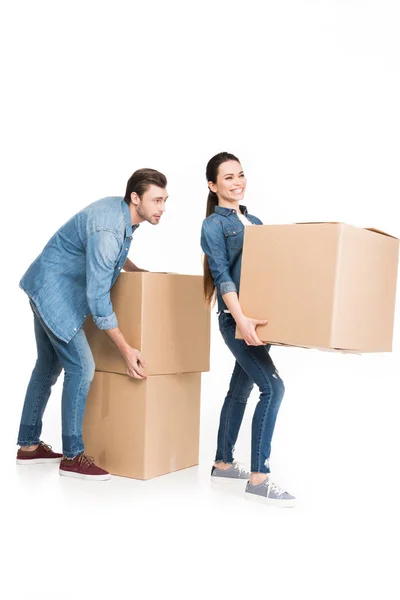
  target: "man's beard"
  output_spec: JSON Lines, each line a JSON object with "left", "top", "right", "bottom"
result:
{"left": 136, "top": 204, "right": 147, "bottom": 221}
{"left": 137, "top": 203, "right": 157, "bottom": 224}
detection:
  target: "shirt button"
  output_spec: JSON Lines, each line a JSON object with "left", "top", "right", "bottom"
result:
{"left": 84, "top": 315, "right": 87, "bottom": 318}
{"left": 74, "top": 328, "right": 77, "bottom": 331}
{"left": 126, "top": 247, "right": 128, "bottom": 251}
{"left": 118, "top": 267, "right": 121, "bottom": 270}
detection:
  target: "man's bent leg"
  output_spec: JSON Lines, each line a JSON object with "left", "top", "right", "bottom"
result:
{"left": 17, "top": 308, "right": 62, "bottom": 447}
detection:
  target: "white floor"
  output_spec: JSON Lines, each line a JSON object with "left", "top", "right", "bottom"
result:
{"left": 3, "top": 342, "right": 400, "bottom": 600}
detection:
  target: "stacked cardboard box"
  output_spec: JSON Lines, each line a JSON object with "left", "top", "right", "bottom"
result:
{"left": 237, "top": 223, "right": 399, "bottom": 352}
{"left": 83, "top": 273, "right": 210, "bottom": 479}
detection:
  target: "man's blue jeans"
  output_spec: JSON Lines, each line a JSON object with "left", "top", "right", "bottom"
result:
{"left": 17, "top": 302, "right": 95, "bottom": 457}
{"left": 216, "top": 312, "right": 285, "bottom": 474}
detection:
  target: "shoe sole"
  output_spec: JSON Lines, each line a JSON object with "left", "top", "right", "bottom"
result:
{"left": 59, "top": 469, "right": 111, "bottom": 481}
{"left": 16, "top": 458, "right": 62, "bottom": 465}
{"left": 245, "top": 492, "right": 296, "bottom": 508}
{"left": 211, "top": 476, "right": 248, "bottom": 485}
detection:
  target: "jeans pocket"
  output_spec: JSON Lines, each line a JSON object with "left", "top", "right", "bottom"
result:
{"left": 219, "top": 312, "right": 236, "bottom": 334}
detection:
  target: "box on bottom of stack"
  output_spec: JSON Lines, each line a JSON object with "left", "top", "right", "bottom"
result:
{"left": 83, "top": 371, "right": 201, "bottom": 480}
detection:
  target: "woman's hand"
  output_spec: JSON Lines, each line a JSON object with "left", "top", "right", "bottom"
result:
{"left": 236, "top": 316, "right": 268, "bottom": 346}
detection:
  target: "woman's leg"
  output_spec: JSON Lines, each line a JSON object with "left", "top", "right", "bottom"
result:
{"left": 215, "top": 359, "right": 254, "bottom": 465}
{"left": 219, "top": 313, "right": 284, "bottom": 481}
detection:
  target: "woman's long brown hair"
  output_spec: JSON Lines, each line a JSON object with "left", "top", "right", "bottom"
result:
{"left": 203, "top": 152, "right": 240, "bottom": 304}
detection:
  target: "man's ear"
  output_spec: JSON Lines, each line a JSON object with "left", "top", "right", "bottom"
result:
{"left": 130, "top": 192, "right": 140, "bottom": 206}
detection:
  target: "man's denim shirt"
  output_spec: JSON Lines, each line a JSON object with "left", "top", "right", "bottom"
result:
{"left": 20, "top": 197, "right": 138, "bottom": 343}
{"left": 200, "top": 205, "right": 262, "bottom": 312}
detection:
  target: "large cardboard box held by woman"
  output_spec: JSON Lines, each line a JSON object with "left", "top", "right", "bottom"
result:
{"left": 237, "top": 223, "right": 399, "bottom": 352}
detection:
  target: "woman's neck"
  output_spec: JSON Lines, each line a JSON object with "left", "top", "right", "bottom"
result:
{"left": 218, "top": 199, "right": 240, "bottom": 212}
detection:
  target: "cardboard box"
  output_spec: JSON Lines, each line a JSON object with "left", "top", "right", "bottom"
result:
{"left": 237, "top": 223, "right": 399, "bottom": 352}
{"left": 83, "top": 371, "right": 201, "bottom": 480}
{"left": 84, "top": 272, "right": 210, "bottom": 375}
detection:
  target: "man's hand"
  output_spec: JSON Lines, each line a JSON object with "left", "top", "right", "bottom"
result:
{"left": 123, "top": 258, "right": 149, "bottom": 272}
{"left": 103, "top": 326, "right": 147, "bottom": 377}
{"left": 236, "top": 316, "right": 268, "bottom": 346}
{"left": 122, "top": 346, "right": 147, "bottom": 379}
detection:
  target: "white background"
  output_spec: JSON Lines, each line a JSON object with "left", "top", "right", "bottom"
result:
{"left": 1, "top": 1, "right": 400, "bottom": 598}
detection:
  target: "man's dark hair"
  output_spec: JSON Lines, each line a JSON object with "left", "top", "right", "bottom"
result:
{"left": 124, "top": 168, "right": 167, "bottom": 204}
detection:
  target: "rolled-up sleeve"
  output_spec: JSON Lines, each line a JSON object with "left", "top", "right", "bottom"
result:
{"left": 86, "top": 230, "right": 121, "bottom": 330}
{"left": 201, "top": 220, "right": 238, "bottom": 295}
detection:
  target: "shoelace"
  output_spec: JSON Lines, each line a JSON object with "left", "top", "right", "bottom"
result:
{"left": 40, "top": 442, "right": 53, "bottom": 452}
{"left": 78, "top": 453, "right": 95, "bottom": 470}
{"left": 267, "top": 480, "right": 287, "bottom": 497}
{"left": 232, "top": 461, "right": 250, "bottom": 476}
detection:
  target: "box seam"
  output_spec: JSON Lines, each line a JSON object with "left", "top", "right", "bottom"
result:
{"left": 330, "top": 224, "right": 345, "bottom": 347}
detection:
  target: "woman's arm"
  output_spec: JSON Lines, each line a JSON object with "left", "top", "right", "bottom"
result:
{"left": 201, "top": 220, "right": 267, "bottom": 346}
{"left": 222, "top": 291, "right": 267, "bottom": 346}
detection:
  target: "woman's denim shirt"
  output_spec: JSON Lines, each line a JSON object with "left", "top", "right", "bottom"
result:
{"left": 200, "top": 205, "right": 262, "bottom": 312}
{"left": 20, "top": 197, "right": 138, "bottom": 343}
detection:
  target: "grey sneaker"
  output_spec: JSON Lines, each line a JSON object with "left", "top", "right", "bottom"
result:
{"left": 246, "top": 478, "right": 296, "bottom": 507}
{"left": 211, "top": 461, "right": 250, "bottom": 483}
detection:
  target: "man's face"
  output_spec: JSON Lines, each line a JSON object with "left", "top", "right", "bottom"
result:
{"left": 132, "top": 185, "right": 168, "bottom": 225}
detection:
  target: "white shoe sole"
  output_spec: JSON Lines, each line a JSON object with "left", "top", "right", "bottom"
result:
{"left": 59, "top": 469, "right": 111, "bottom": 481}
{"left": 16, "top": 458, "right": 61, "bottom": 465}
{"left": 245, "top": 491, "right": 296, "bottom": 508}
{"left": 211, "top": 476, "right": 248, "bottom": 485}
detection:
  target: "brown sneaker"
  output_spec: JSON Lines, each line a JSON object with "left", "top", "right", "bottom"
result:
{"left": 59, "top": 453, "right": 111, "bottom": 481}
{"left": 17, "top": 441, "right": 63, "bottom": 465}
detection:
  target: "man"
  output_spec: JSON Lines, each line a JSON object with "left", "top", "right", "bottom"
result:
{"left": 16, "top": 168, "right": 168, "bottom": 480}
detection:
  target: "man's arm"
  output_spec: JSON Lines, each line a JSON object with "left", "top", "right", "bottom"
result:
{"left": 86, "top": 231, "right": 147, "bottom": 378}
{"left": 103, "top": 326, "right": 147, "bottom": 379}
{"left": 123, "top": 257, "right": 149, "bottom": 272}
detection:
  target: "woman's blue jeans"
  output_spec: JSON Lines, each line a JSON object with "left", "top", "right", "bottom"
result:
{"left": 216, "top": 312, "right": 285, "bottom": 474}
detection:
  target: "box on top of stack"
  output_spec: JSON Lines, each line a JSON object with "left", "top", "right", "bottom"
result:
{"left": 84, "top": 272, "right": 211, "bottom": 376}
{"left": 237, "top": 222, "right": 399, "bottom": 352}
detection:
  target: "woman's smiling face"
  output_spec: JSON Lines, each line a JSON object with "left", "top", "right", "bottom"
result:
{"left": 208, "top": 160, "right": 247, "bottom": 204}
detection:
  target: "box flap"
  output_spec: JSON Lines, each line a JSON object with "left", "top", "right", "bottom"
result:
{"left": 365, "top": 228, "right": 398, "bottom": 240}
{"left": 294, "top": 223, "right": 398, "bottom": 241}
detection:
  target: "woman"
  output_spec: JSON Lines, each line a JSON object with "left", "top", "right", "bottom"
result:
{"left": 201, "top": 152, "right": 295, "bottom": 507}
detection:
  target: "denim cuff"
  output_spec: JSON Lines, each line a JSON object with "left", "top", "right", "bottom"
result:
{"left": 93, "top": 312, "right": 118, "bottom": 330}
{"left": 62, "top": 434, "right": 84, "bottom": 458}
{"left": 220, "top": 281, "right": 238, "bottom": 295}
{"left": 17, "top": 438, "right": 40, "bottom": 447}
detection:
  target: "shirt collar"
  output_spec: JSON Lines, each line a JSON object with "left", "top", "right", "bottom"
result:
{"left": 121, "top": 199, "right": 139, "bottom": 239}
{"left": 214, "top": 204, "right": 248, "bottom": 216}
